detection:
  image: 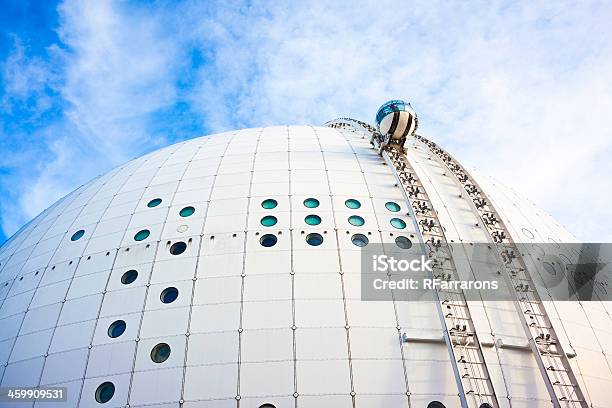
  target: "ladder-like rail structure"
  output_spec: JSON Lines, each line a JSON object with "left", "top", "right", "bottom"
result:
{"left": 327, "top": 118, "right": 499, "bottom": 408}
{"left": 413, "top": 134, "right": 588, "bottom": 408}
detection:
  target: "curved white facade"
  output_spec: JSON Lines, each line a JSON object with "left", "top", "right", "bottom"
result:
{"left": 0, "top": 125, "right": 610, "bottom": 408}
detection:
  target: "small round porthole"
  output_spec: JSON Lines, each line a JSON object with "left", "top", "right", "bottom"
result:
{"left": 479, "top": 404, "right": 494, "bottom": 408}
{"left": 260, "top": 234, "right": 278, "bottom": 247}
{"left": 179, "top": 206, "right": 195, "bottom": 217}
{"left": 304, "top": 215, "right": 321, "bottom": 225}
{"left": 160, "top": 287, "right": 179, "bottom": 304}
{"left": 147, "top": 198, "right": 162, "bottom": 208}
{"left": 395, "top": 236, "right": 412, "bottom": 249}
{"left": 345, "top": 199, "right": 361, "bottom": 209}
{"left": 150, "top": 343, "right": 171, "bottom": 363}
{"left": 259, "top": 404, "right": 276, "bottom": 408}
{"left": 260, "top": 215, "right": 278, "bottom": 227}
{"left": 134, "top": 229, "right": 150, "bottom": 241}
{"left": 351, "top": 234, "right": 369, "bottom": 247}
{"left": 385, "top": 201, "right": 401, "bottom": 212}
{"left": 261, "top": 199, "right": 277, "bottom": 209}
{"left": 348, "top": 215, "right": 365, "bottom": 226}
{"left": 303, "top": 198, "right": 319, "bottom": 208}
{"left": 427, "top": 402, "right": 446, "bottom": 408}
{"left": 306, "top": 233, "right": 324, "bottom": 246}
{"left": 169, "top": 241, "right": 187, "bottom": 255}
{"left": 121, "top": 270, "right": 138, "bottom": 285}
{"left": 71, "top": 229, "right": 85, "bottom": 241}
{"left": 95, "top": 381, "right": 115, "bottom": 403}
{"left": 107, "top": 320, "right": 126, "bottom": 338}
{"left": 390, "top": 218, "right": 406, "bottom": 229}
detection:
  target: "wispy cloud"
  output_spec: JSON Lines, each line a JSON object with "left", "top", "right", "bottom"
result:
{"left": 1, "top": 0, "right": 611, "bottom": 242}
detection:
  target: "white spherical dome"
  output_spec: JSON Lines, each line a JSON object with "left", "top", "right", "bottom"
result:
{"left": 0, "top": 125, "right": 608, "bottom": 408}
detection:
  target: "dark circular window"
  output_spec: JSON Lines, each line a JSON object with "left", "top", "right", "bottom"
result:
{"left": 260, "top": 215, "right": 278, "bottom": 227}
{"left": 71, "top": 229, "right": 85, "bottom": 241}
{"left": 259, "top": 404, "right": 276, "bottom": 408}
{"left": 160, "top": 287, "right": 179, "bottom": 304}
{"left": 261, "top": 199, "right": 277, "bottom": 209}
{"left": 179, "top": 206, "right": 195, "bottom": 217}
{"left": 345, "top": 199, "right": 361, "bottom": 209}
{"left": 147, "top": 198, "right": 162, "bottom": 208}
{"left": 134, "top": 229, "right": 150, "bottom": 241}
{"left": 395, "top": 236, "right": 412, "bottom": 249}
{"left": 348, "top": 215, "right": 365, "bottom": 226}
{"left": 385, "top": 201, "right": 401, "bottom": 212}
{"left": 107, "top": 320, "right": 126, "bottom": 338}
{"left": 303, "top": 198, "right": 319, "bottom": 208}
{"left": 427, "top": 402, "right": 446, "bottom": 408}
{"left": 150, "top": 343, "right": 171, "bottom": 363}
{"left": 260, "top": 234, "right": 277, "bottom": 247}
{"left": 479, "top": 404, "right": 493, "bottom": 408}
{"left": 390, "top": 218, "right": 406, "bottom": 229}
{"left": 95, "top": 382, "right": 115, "bottom": 403}
{"left": 304, "top": 215, "right": 321, "bottom": 225}
{"left": 351, "top": 234, "right": 369, "bottom": 247}
{"left": 169, "top": 241, "right": 187, "bottom": 255}
{"left": 306, "top": 233, "right": 324, "bottom": 246}
{"left": 121, "top": 270, "right": 138, "bottom": 285}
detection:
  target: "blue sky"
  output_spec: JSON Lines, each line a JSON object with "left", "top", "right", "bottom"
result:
{"left": 1, "top": 0, "right": 612, "bottom": 244}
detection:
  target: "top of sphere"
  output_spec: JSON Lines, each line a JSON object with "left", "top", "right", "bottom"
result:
{"left": 375, "top": 99, "right": 416, "bottom": 128}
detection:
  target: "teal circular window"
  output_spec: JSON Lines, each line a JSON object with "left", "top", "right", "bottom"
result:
{"left": 345, "top": 199, "right": 361, "bottom": 209}
{"left": 151, "top": 343, "right": 171, "bottom": 363}
{"left": 385, "top": 201, "right": 401, "bottom": 212}
{"left": 304, "top": 215, "right": 321, "bottom": 225}
{"left": 303, "top": 198, "right": 320, "bottom": 208}
{"left": 71, "top": 229, "right": 85, "bottom": 241}
{"left": 351, "top": 234, "right": 369, "bottom": 247}
{"left": 95, "top": 382, "right": 115, "bottom": 403}
{"left": 306, "top": 233, "right": 324, "bottom": 246}
{"left": 107, "top": 320, "right": 126, "bottom": 338}
{"left": 390, "top": 218, "right": 407, "bottom": 229}
{"left": 147, "top": 198, "right": 162, "bottom": 208}
{"left": 260, "top": 234, "right": 278, "bottom": 247}
{"left": 395, "top": 236, "right": 412, "bottom": 249}
{"left": 348, "top": 215, "right": 365, "bottom": 226}
{"left": 261, "top": 199, "right": 278, "bottom": 209}
{"left": 260, "top": 216, "right": 278, "bottom": 227}
{"left": 134, "top": 229, "right": 150, "bottom": 241}
{"left": 179, "top": 206, "right": 195, "bottom": 217}
{"left": 121, "top": 270, "right": 138, "bottom": 285}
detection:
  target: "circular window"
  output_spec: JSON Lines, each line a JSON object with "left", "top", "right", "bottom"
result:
{"left": 348, "top": 215, "right": 365, "bottom": 226}
{"left": 304, "top": 214, "right": 321, "bottom": 225}
{"left": 395, "top": 236, "right": 412, "bottom": 249}
{"left": 479, "top": 404, "right": 493, "bottom": 408}
{"left": 385, "top": 201, "right": 401, "bottom": 212}
{"left": 179, "top": 206, "right": 195, "bottom": 217}
{"left": 150, "top": 343, "right": 171, "bottom": 363}
{"left": 261, "top": 199, "right": 277, "bottom": 209}
{"left": 260, "top": 215, "right": 278, "bottom": 227}
{"left": 306, "top": 233, "right": 324, "bottom": 246}
{"left": 147, "top": 198, "right": 162, "bottom": 208}
{"left": 427, "top": 402, "right": 446, "bottom": 408}
{"left": 95, "top": 382, "right": 115, "bottom": 403}
{"left": 160, "top": 287, "right": 179, "bottom": 304}
{"left": 260, "top": 234, "right": 278, "bottom": 247}
{"left": 169, "top": 241, "right": 187, "bottom": 255}
{"left": 71, "top": 229, "right": 85, "bottom": 241}
{"left": 259, "top": 405, "right": 276, "bottom": 408}
{"left": 107, "top": 320, "right": 126, "bottom": 338}
{"left": 390, "top": 218, "right": 407, "bottom": 229}
{"left": 134, "top": 229, "right": 150, "bottom": 241}
{"left": 351, "top": 234, "right": 369, "bottom": 247}
{"left": 345, "top": 199, "right": 361, "bottom": 209}
{"left": 121, "top": 270, "right": 138, "bottom": 285}
{"left": 303, "top": 198, "right": 320, "bottom": 208}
